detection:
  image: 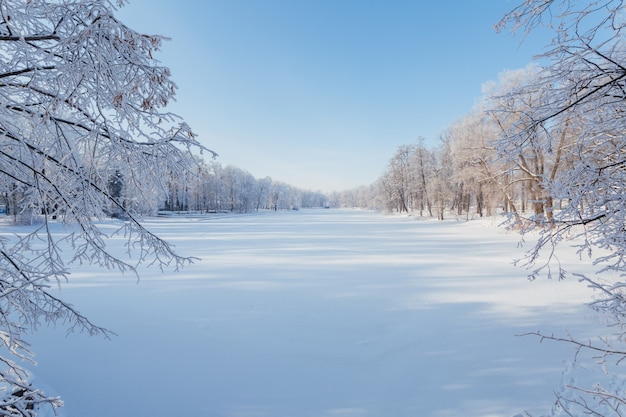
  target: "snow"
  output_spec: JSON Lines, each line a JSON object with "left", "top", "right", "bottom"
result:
{"left": 22, "top": 209, "right": 608, "bottom": 417}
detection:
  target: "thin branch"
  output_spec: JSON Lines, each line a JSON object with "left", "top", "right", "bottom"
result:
{"left": 518, "top": 331, "right": 626, "bottom": 356}
{"left": 0, "top": 35, "right": 60, "bottom": 42}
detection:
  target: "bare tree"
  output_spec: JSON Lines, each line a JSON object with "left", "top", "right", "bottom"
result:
{"left": 0, "top": 0, "right": 215, "bottom": 414}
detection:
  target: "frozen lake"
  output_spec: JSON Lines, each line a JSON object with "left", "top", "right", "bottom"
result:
{"left": 27, "top": 209, "right": 600, "bottom": 417}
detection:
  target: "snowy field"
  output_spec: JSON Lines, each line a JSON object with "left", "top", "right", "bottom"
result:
{"left": 23, "top": 209, "right": 608, "bottom": 417}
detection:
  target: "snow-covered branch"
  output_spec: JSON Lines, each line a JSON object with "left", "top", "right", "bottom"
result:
{"left": 0, "top": 0, "right": 212, "bottom": 414}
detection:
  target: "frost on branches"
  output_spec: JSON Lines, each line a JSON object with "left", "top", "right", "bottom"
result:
{"left": 0, "top": 0, "right": 211, "bottom": 415}
{"left": 496, "top": 0, "right": 626, "bottom": 275}
{"left": 497, "top": 1, "right": 626, "bottom": 415}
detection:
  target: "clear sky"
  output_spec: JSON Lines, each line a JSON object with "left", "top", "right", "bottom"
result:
{"left": 117, "top": 0, "right": 551, "bottom": 193}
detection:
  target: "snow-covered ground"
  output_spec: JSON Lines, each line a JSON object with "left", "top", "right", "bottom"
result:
{"left": 24, "top": 209, "right": 609, "bottom": 417}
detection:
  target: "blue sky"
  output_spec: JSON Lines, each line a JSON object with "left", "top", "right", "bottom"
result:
{"left": 117, "top": 1, "right": 551, "bottom": 192}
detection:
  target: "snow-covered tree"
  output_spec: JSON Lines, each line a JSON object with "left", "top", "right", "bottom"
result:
{"left": 411, "top": 139, "right": 435, "bottom": 217}
{"left": 0, "top": 0, "right": 214, "bottom": 414}
{"left": 381, "top": 144, "right": 414, "bottom": 213}
{"left": 497, "top": 0, "right": 626, "bottom": 274}
{"left": 220, "top": 165, "right": 257, "bottom": 213}
{"left": 498, "top": 1, "right": 626, "bottom": 414}
{"left": 445, "top": 111, "right": 502, "bottom": 218}
{"left": 254, "top": 176, "right": 272, "bottom": 211}
{"left": 430, "top": 139, "right": 454, "bottom": 221}
{"left": 483, "top": 66, "right": 552, "bottom": 222}
{"left": 378, "top": 141, "right": 437, "bottom": 216}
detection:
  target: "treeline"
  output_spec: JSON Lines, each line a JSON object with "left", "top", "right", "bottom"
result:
{"left": 2, "top": 155, "right": 329, "bottom": 223}
{"left": 161, "top": 157, "right": 329, "bottom": 213}
{"left": 334, "top": 65, "right": 588, "bottom": 223}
